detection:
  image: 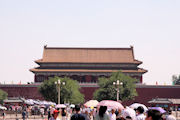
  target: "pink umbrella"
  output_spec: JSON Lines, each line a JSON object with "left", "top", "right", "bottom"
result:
{"left": 97, "top": 100, "right": 124, "bottom": 110}
{"left": 40, "top": 105, "right": 46, "bottom": 108}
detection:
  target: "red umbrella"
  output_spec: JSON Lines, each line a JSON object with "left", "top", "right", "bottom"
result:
{"left": 97, "top": 100, "right": 124, "bottom": 110}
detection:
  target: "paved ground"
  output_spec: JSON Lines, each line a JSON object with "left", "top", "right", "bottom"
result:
{"left": 0, "top": 114, "right": 48, "bottom": 120}
{"left": 0, "top": 111, "right": 180, "bottom": 120}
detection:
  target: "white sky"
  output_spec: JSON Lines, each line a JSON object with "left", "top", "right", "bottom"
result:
{"left": 0, "top": 0, "right": 180, "bottom": 85}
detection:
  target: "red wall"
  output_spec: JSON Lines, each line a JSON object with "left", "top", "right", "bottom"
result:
{"left": 128, "top": 87, "right": 180, "bottom": 106}
{"left": 1, "top": 84, "right": 180, "bottom": 106}
{"left": 80, "top": 87, "right": 99, "bottom": 101}
{"left": 0, "top": 85, "right": 43, "bottom": 100}
{"left": 80, "top": 85, "right": 180, "bottom": 106}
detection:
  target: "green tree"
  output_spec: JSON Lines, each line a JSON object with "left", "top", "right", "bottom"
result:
{"left": 0, "top": 89, "right": 8, "bottom": 104}
{"left": 39, "top": 76, "right": 84, "bottom": 104}
{"left": 172, "top": 75, "right": 180, "bottom": 85}
{"left": 93, "top": 71, "right": 138, "bottom": 102}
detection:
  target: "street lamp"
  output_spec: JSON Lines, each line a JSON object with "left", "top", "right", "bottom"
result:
{"left": 55, "top": 79, "right": 65, "bottom": 104}
{"left": 113, "top": 80, "right": 123, "bottom": 101}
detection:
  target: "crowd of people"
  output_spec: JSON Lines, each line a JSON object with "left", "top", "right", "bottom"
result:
{"left": 0, "top": 102, "right": 177, "bottom": 120}
{"left": 47, "top": 104, "right": 176, "bottom": 120}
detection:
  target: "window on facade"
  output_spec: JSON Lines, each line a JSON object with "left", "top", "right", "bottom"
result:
{"left": 72, "top": 75, "right": 80, "bottom": 82}
{"left": 81, "top": 76, "right": 86, "bottom": 83}
{"left": 91, "top": 76, "right": 97, "bottom": 83}
{"left": 37, "top": 75, "right": 44, "bottom": 82}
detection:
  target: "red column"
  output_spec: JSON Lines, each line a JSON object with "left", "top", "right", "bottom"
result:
{"left": 140, "top": 76, "right": 143, "bottom": 83}
{"left": 34, "top": 75, "right": 37, "bottom": 82}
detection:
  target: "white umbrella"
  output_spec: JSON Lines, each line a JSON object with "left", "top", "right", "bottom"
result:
{"left": 55, "top": 104, "right": 66, "bottom": 108}
{"left": 122, "top": 107, "right": 136, "bottom": 120}
{"left": 0, "top": 106, "right": 7, "bottom": 110}
{"left": 84, "top": 100, "right": 99, "bottom": 107}
{"left": 25, "top": 99, "right": 34, "bottom": 105}
{"left": 33, "top": 100, "right": 41, "bottom": 105}
{"left": 70, "top": 104, "right": 75, "bottom": 108}
{"left": 129, "top": 103, "right": 148, "bottom": 112}
{"left": 48, "top": 101, "right": 56, "bottom": 106}
{"left": 40, "top": 101, "right": 49, "bottom": 105}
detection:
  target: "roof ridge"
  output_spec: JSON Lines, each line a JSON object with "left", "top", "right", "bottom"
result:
{"left": 44, "top": 45, "right": 133, "bottom": 50}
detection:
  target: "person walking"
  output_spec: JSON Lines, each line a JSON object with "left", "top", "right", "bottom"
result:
{"left": 40, "top": 107, "right": 45, "bottom": 118}
{"left": 49, "top": 109, "right": 60, "bottom": 120}
{"left": 145, "top": 109, "right": 162, "bottom": 120}
{"left": 109, "top": 109, "right": 116, "bottom": 120}
{"left": 22, "top": 110, "right": 26, "bottom": 120}
{"left": 71, "top": 105, "right": 85, "bottom": 120}
{"left": 136, "top": 106, "right": 146, "bottom": 120}
{"left": 166, "top": 110, "right": 176, "bottom": 120}
{"left": 82, "top": 108, "right": 90, "bottom": 120}
{"left": 2, "top": 110, "right": 6, "bottom": 120}
{"left": 61, "top": 108, "right": 67, "bottom": 120}
{"left": 95, "top": 106, "right": 110, "bottom": 120}
{"left": 115, "top": 109, "right": 122, "bottom": 120}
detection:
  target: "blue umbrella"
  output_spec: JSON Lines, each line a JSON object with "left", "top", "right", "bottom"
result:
{"left": 148, "top": 107, "right": 166, "bottom": 114}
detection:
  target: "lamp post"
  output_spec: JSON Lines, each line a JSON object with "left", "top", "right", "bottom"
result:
{"left": 55, "top": 79, "right": 65, "bottom": 104}
{"left": 113, "top": 80, "right": 123, "bottom": 101}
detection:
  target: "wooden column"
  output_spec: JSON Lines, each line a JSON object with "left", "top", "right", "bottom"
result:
{"left": 140, "top": 76, "right": 143, "bottom": 83}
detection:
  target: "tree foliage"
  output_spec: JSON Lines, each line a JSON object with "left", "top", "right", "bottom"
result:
{"left": 172, "top": 75, "right": 180, "bottom": 85}
{"left": 39, "top": 76, "right": 84, "bottom": 104}
{"left": 93, "top": 71, "right": 138, "bottom": 102}
{"left": 0, "top": 89, "right": 8, "bottom": 104}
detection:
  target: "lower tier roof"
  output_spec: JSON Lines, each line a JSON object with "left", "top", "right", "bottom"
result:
{"left": 30, "top": 68, "right": 147, "bottom": 74}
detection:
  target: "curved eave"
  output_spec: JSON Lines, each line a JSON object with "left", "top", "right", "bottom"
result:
{"left": 35, "top": 59, "right": 43, "bottom": 64}
{"left": 34, "top": 61, "right": 142, "bottom": 64}
{"left": 30, "top": 68, "right": 147, "bottom": 74}
{"left": 134, "top": 59, "right": 142, "bottom": 65}
{"left": 29, "top": 68, "right": 37, "bottom": 73}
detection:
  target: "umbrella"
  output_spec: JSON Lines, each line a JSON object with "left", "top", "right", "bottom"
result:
{"left": 148, "top": 107, "right": 166, "bottom": 114}
{"left": 40, "top": 105, "right": 46, "bottom": 108}
{"left": 122, "top": 107, "right": 136, "bottom": 120}
{"left": 39, "top": 101, "right": 48, "bottom": 105}
{"left": 55, "top": 104, "right": 66, "bottom": 108}
{"left": 70, "top": 104, "right": 75, "bottom": 108}
{"left": 97, "top": 100, "right": 124, "bottom": 110}
{"left": 25, "top": 99, "right": 34, "bottom": 105}
{"left": 43, "top": 101, "right": 56, "bottom": 106}
{"left": 33, "top": 100, "right": 41, "bottom": 105}
{"left": 129, "top": 103, "right": 148, "bottom": 112}
{"left": 0, "top": 106, "right": 7, "bottom": 110}
{"left": 84, "top": 100, "right": 99, "bottom": 107}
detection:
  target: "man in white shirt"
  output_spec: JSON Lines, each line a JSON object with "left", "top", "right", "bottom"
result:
{"left": 109, "top": 109, "right": 116, "bottom": 120}
{"left": 166, "top": 110, "right": 176, "bottom": 120}
{"left": 136, "top": 106, "right": 146, "bottom": 120}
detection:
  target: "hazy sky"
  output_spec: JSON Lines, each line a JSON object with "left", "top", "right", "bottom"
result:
{"left": 0, "top": 0, "right": 180, "bottom": 85}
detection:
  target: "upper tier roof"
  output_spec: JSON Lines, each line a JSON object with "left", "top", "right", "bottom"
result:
{"left": 35, "top": 46, "right": 142, "bottom": 64}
